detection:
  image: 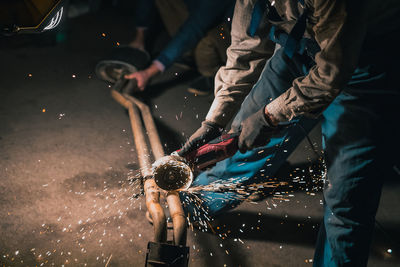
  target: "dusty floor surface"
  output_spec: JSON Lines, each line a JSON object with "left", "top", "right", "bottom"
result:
{"left": 1, "top": 6, "right": 399, "bottom": 267}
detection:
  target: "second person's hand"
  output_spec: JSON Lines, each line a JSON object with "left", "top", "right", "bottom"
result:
{"left": 124, "top": 62, "right": 162, "bottom": 92}
{"left": 125, "top": 70, "right": 151, "bottom": 91}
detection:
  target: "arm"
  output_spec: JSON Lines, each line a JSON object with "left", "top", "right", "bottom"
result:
{"left": 127, "top": 0, "right": 234, "bottom": 89}
{"left": 156, "top": 0, "right": 234, "bottom": 69}
{"left": 205, "top": 0, "right": 276, "bottom": 127}
{"left": 266, "top": 0, "right": 368, "bottom": 122}
{"left": 178, "top": 0, "right": 275, "bottom": 156}
{"left": 124, "top": 63, "right": 161, "bottom": 91}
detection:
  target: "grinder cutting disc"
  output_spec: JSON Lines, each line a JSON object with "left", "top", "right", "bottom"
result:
{"left": 95, "top": 46, "right": 151, "bottom": 83}
{"left": 152, "top": 155, "right": 194, "bottom": 191}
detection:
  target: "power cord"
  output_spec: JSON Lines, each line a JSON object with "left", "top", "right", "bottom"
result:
{"left": 297, "top": 122, "right": 322, "bottom": 159}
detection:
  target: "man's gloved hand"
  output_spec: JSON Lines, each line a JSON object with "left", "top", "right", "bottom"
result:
{"left": 238, "top": 106, "right": 279, "bottom": 153}
{"left": 178, "top": 121, "right": 222, "bottom": 157}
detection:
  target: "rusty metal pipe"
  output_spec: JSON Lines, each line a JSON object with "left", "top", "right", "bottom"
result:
{"left": 111, "top": 90, "right": 151, "bottom": 176}
{"left": 123, "top": 94, "right": 164, "bottom": 160}
{"left": 144, "top": 179, "right": 167, "bottom": 243}
{"left": 111, "top": 89, "right": 167, "bottom": 243}
{"left": 166, "top": 191, "right": 187, "bottom": 246}
{"left": 123, "top": 94, "right": 187, "bottom": 246}
{"left": 112, "top": 89, "right": 187, "bottom": 246}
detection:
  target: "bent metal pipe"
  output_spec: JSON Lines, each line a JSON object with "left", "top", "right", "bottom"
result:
{"left": 111, "top": 89, "right": 187, "bottom": 246}
{"left": 124, "top": 94, "right": 187, "bottom": 246}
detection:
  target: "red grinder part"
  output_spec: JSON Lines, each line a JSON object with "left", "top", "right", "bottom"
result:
{"left": 153, "top": 133, "right": 239, "bottom": 191}
{"left": 184, "top": 133, "right": 239, "bottom": 170}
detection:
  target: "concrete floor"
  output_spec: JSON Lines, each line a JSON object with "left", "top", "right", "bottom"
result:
{"left": 1, "top": 8, "right": 399, "bottom": 267}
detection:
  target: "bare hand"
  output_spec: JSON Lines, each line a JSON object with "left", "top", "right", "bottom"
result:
{"left": 125, "top": 70, "right": 150, "bottom": 92}
{"left": 124, "top": 63, "right": 161, "bottom": 92}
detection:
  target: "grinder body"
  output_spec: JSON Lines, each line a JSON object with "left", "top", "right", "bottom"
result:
{"left": 182, "top": 133, "right": 239, "bottom": 170}
{"left": 153, "top": 133, "right": 239, "bottom": 191}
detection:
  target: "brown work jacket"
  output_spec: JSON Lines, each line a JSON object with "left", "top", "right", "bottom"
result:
{"left": 206, "top": 0, "right": 400, "bottom": 126}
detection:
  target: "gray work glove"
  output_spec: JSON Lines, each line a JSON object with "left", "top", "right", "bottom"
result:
{"left": 238, "top": 106, "right": 279, "bottom": 153}
{"left": 178, "top": 121, "right": 222, "bottom": 156}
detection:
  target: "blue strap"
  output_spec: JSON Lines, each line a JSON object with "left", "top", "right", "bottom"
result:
{"left": 248, "top": 0, "right": 267, "bottom": 37}
{"left": 251, "top": 0, "right": 311, "bottom": 58}
{"left": 269, "top": 26, "right": 320, "bottom": 59}
{"left": 284, "top": 8, "right": 308, "bottom": 58}
{"left": 269, "top": 25, "right": 288, "bottom": 45}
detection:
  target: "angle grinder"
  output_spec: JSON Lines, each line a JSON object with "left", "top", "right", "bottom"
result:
{"left": 152, "top": 133, "right": 239, "bottom": 191}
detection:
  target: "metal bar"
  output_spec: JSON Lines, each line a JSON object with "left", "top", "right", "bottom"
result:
{"left": 123, "top": 94, "right": 164, "bottom": 160}
{"left": 123, "top": 94, "right": 187, "bottom": 246}
{"left": 166, "top": 191, "right": 187, "bottom": 246}
{"left": 111, "top": 89, "right": 187, "bottom": 246}
{"left": 111, "top": 89, "right": 167, "bottom": 243}
{"left": 144, "top": 179, "right": 167, "bottom": 243}
{"left": 111, "top": 90, "right": 152, "bottom": 176}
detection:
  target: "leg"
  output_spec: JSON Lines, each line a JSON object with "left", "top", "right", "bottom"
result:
{"left": 130, "top": 0, "right": 156, "bottom": 50}
{"left": 155, "top": 0, "right": 234, "bottom": 68}
{"left": 194, "top": 23, "right": 230, "bottom": 78}
{"left": 184, "top": 48, "right": 319, "bottom": 220}
{"left": 155, "top": 0, "right": 188, "bottom": 36}
{"left": 314, "top": 75, "right": 400, "bottom": 266}
{"left": 188, "top": 23, "right": 231, "bottom": 95}
{"left": 134, "top": 0, "right": 156, "bottom": 29}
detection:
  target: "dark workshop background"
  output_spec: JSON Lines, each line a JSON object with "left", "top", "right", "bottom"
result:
{"left": 1, "top": 0, "right": 399, "bottom": 266}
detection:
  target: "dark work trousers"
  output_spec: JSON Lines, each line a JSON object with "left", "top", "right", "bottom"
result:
{"left": 313, "top": 45, "right": 400, "bottom": 266}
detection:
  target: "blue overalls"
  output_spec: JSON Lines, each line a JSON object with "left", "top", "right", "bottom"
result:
{"left": 183, "top": 1, "right": 400, "bottom": 265}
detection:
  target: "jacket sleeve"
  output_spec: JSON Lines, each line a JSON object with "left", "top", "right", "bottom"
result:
{"left": 156, "top": 0, "right": 234, "bottom": 69}
{"left": 266, "top": 0, "right": 368, "bottom": 122}
{"left": 205, "top": 0, "right": 276, "bottom": 127}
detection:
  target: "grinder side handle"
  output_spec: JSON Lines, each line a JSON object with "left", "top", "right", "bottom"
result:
{"left": 184, "top": 133, "right": 239, "bottom": 170}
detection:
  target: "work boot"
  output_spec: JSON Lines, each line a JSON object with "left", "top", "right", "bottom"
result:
{"left": 187, "top": 76, "right": 214, "bottom": 96}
